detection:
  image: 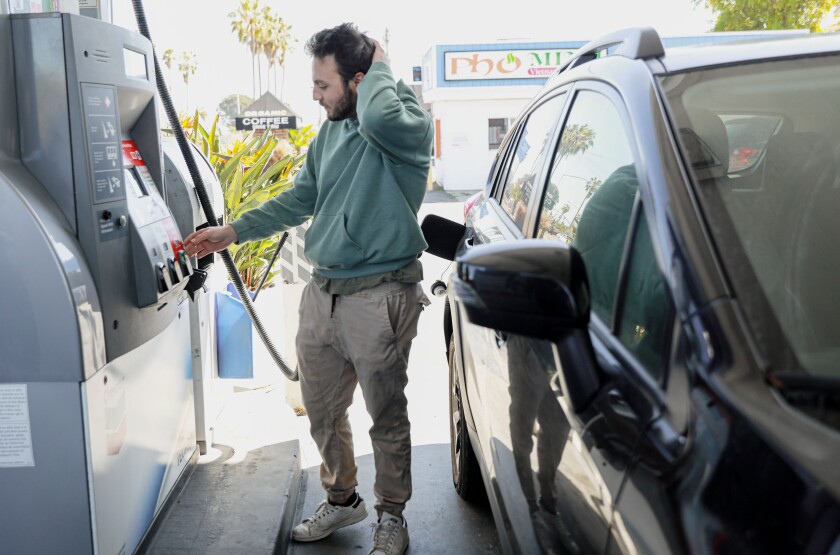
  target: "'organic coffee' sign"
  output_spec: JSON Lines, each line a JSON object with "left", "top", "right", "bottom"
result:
{"left": 236, "top": 113, "right": 297, "bottom": 131}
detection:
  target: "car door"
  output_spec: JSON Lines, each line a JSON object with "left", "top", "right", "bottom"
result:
{"left": 497, "top": 83, "right": 675, "bottom": 554}
{"left": 456, "top": 90, "right": 570, "bottom": 547}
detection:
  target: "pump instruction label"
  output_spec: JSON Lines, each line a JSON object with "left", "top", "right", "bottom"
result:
{"left": 0, "top": 385, "right": 35, "bottom": 468}
{"left": 83, "top": 84, "right": 124, "bottom": 204}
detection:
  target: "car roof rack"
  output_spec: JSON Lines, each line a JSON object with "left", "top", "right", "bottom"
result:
{"left": 558, "top": 26, "right": 665, "bottom": 74}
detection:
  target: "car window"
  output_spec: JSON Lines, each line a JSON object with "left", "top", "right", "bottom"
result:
{"left": 538, "top": 89, "right": 638, "bottom": 324}
{"left": 661, "top": 55, "right": 840, "bottom": 380}
{"left": 617, "top": 210, "right": 670, "bottom": 380}
{"left": 498, "top": 94, "right": 566, "bottom": 231}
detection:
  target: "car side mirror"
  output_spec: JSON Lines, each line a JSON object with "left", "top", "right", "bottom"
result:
{"left": 421, "top": 214, "right": 467, "bottom": 261}
{"left": 453, "top": 240, "right": 590, "bottom": 339}
{"left": 453, "top": 240, "right": 600, "bottom": 412}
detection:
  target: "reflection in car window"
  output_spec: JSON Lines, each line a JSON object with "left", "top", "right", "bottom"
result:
{"left": 721, "top": 114, "right": 783, "bottom": 174}
{"left": 618, "top": 211, "right": 670, "bottom": 380}
{"left": 538, "top": 90, "right": 638, "bottom": 324}
{"left": 499, "top": 94, "right": 566, "bottom": 231}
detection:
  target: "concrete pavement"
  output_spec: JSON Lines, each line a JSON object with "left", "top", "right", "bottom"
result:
{"left": 140, "top": 385, "right": 303, "bottom": 554}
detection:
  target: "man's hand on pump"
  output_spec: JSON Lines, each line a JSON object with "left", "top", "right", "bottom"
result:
{"left": 183, "top": 224, "right": 238, "bottom": 258}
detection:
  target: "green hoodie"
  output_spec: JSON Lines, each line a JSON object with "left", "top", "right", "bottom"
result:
{"left": 230, "top": 61, "right": 433, "bottom": 279}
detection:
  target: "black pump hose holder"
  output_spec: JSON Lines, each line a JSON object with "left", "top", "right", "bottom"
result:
{"left": 131, "top": 0, "right": 298, "bottom": 381}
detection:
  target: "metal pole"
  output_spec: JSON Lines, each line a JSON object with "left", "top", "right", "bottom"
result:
{"left": 253, "top": 231, "right": 288, "bottom": 301}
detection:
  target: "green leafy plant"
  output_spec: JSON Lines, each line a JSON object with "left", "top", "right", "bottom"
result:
{"left": 693, "top": 0, "right": 840, "bottom": 32}
{"left": 288, "top": 125, "right": 316, "bottom": 151}
{"left": 181, "top": 112, "right": 311, "bottom": 290}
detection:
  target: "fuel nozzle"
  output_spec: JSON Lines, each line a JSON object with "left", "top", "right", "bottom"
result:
{"left": 185, "top": 267, "right": 208, "bottom": 302}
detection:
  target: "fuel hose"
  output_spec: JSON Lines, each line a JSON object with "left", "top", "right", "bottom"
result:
{"left": 131, "top": 0, "right": 298, "bottom": 381}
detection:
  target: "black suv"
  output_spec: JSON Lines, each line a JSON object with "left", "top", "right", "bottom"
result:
{"left": 428, "top": 27, "right": 840, "bottom": 554}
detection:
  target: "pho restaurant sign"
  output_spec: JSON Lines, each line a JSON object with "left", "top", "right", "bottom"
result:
{"left": 235, "top": 91, "right": 299, "bottom": 131}
{"left": 444, "top": 49, "right": 577, "bottom": 81}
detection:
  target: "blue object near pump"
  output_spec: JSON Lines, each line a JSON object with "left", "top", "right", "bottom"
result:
{"left": 215, "top": 286, "right": 254, "bottom": 379}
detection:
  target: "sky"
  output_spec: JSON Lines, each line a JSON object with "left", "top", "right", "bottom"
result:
{"left": 113, "top": 0, "right": 717, "bottom": 127}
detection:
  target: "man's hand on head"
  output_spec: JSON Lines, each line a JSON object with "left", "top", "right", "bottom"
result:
{"left": 371, "top": 38, "right": 389, "bottom": 66}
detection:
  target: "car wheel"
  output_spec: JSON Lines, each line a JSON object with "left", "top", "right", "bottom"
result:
{"left": 449, "top": 336, "right": 485, "bottom": 502}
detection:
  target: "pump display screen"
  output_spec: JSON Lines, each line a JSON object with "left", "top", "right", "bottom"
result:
{"left": 124, "top": 48, "right": 147, "bottom": 80}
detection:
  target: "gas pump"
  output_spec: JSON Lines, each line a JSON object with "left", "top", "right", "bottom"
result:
{"left": 0, "top": 10, "right": 197, "bottom": 554}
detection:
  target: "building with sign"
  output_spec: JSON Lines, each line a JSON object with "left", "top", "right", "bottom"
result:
{"left": 235, "top": 91, "right": 299, "bottom": 136}
{"left": 421, "top": 32, "right": 803, "bottom": 191}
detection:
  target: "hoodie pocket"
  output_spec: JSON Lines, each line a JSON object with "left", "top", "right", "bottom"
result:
{"left": 304, "top": 212, "right": 365, "bottom": 270}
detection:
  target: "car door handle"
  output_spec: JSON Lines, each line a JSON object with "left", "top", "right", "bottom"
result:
{"left": 644, "top": 416, "right": 684, "bottom": 465}
{"left": 494, "top": 330, "right": 508, "bottom": 347}
{"left": 607, "top": 390, "right": 637, "bottom": 420}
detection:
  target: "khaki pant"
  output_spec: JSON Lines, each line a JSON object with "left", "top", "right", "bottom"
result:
{"left": 296, "top": 280, "right": 429, "bottom": 517}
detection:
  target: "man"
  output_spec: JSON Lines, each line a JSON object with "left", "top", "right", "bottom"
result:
{"left": 183, "top": 23, "right": 432, "bottom": 555}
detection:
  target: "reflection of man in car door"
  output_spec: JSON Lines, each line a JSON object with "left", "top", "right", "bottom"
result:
{"left": 506, "top": 335, "right": 577, "bottom": 553}
{"left": 572, "top": 164, "right": 638, "bottom": 318}
{"left": 573, "top": 163, "right": 668, "bottom": 378}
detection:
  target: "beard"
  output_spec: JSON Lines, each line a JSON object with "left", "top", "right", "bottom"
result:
{"left": 326, "top": 82, "right": 357, "bottom": 121}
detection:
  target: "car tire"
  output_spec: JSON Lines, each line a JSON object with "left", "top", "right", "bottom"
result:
{"left": 449, "top": 336, "right": 485, "bottom": 503}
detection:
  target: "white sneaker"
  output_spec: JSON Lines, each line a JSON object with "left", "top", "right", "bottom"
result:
{"left": 368, "top": 511, "right": 409, "bottom": 555}
{"left": 291, "top": 494, "right": 368, "bottom": 542}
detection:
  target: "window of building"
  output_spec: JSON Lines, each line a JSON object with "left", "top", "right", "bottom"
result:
{"left": 488, "top": 117, "right": 513, "bottom": 149}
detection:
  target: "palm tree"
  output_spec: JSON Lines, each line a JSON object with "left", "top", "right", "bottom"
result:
{"left": 229, "top": 0, "right": 263, "bottom": 98}
{"left": 555, "top": 123, "right": 595, "bottom": 163}
{"left": 160, "top": 48, "right": 198, "bottom": 111}
{"left": 162, "top": 48, "right": 176, "bottom": 85}
{"left": 162, "top": 48, "right": 175, "bottom": 70}
{"left": 178, "top": 51, "right": 199, "bottom": 111}
{"left": 262, "top": 14, "right": 279, "bottom": 96}
{"left": 262, "top": 15, "right": 295, "bottom": 98}
{"left": 254, "top": 5, "right": 273, "bottom": 94}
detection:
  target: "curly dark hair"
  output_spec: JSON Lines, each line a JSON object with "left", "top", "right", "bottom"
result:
{"left": 305, "top": 23, "right": 375, "bottom": 85}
